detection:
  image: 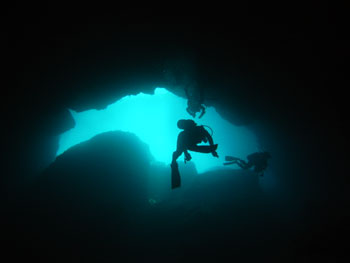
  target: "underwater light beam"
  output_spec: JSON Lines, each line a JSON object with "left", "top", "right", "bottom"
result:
{"left": 57, "top": 88, "right": 258, "bottom": 173}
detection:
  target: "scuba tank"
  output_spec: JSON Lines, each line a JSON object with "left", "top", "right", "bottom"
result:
{"left": 177, "top": 119, "right": 214, "bottom": 144}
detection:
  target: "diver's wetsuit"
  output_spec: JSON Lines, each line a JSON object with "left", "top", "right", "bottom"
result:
{"left": 185, "top": 86, "right": 206, "bottom": 119}
{"left": 225, "top": 152, "right": 271, "bottom": 176}
{"left": 172, "top": 125, "right": 217, "bottom": 164}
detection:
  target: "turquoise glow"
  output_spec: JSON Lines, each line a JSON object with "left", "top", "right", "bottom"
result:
{"left": 57, "top": 88, "right": 258, "bottom": 173}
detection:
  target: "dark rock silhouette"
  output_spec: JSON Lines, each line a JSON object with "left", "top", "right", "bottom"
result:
{"left": 5, "top": 130, "right": 299, "bottom": 262}
{"left": 9, "top": 131, "right": 152, "bottom": 261}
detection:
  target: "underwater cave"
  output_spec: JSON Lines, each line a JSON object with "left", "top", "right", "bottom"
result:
{"left": 57, "top": 87, "right": 259, "bottom": 174}
{"left": 3, "top": 8, "right": 347, "bottom": 262}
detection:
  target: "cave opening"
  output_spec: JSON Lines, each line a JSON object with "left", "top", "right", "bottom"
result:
{"left": 57, "top": 87, "right": 259, "bottom": 174}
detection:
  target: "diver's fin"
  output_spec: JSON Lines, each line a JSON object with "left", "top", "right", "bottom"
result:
{"left": 171, "top": 162, "right": 181, "bottom": 189}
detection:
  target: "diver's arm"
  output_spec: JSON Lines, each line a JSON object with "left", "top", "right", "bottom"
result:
{"left": 198, "top": 105, "right": 206, "bottom": 119}
{"left": 186, "top": 107, "right": 196, "bottom": 118}
{"left": 204, "top": 129, "right": 214, "bottom": 146}
{"left": 203, "top": 129, "right": 218, "bottom": 157}
{"left": 184, "top": 150, "right": 192, "bottom": 162}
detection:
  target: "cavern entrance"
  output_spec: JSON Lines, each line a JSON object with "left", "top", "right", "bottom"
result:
{"left": 57, "top": 88, "right": 258, "bottom": 173}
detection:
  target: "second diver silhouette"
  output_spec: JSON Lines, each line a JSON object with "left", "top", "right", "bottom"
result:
{"left": 185, "top": 85, "right": 206, "bottom": 119}
{"left": 171, "top": 119, "right": 219, "bottom": 189}
{"left": 223, "top": 151, "right": 271, "bottom": 176}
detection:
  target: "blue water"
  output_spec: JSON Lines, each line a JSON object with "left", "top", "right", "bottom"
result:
{"left": 57, "top": 88, "right": 258, "bottom": 173}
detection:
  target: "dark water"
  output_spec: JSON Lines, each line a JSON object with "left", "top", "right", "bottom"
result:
{"left": 4, "top": 130, "right": 345, "bottom": 262}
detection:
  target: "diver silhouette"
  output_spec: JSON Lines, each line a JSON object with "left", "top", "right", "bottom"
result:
{"left": 171, "top": 119, "right": 218, "bottom": 189}
{"left": 224, "top": 151, "right": 271, "bottom": 176}
{"left": 172, "top": 119, "right": 218, "bottom": 164}
{"left": 185, "top": 85, "right": 206, "bottom": 118}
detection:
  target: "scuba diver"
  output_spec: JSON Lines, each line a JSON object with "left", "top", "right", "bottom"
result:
{"left": 224, "top": 151, "right": 271, "bottom": 176}
{"left": 171, "top": 119, "right": 218, "bottom": 188}
{"left": 185, "top": 85, "right": 206, "bottom": 118}
{"left": 172, "top": 119, "right": 218, "bottom": 164}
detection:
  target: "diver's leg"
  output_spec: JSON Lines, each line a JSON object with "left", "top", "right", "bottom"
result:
{"left": 188, "top": 144, "right": 218, "bottom": 153}
{"left": 225, "top": 156, "right": 240, "bottom": 162}
{"left": 236, "top": 160, "right": 253, "bottom": 169}
{"left": 172, "top": 150, "right": 183, "bottom": 165}
{"left": 223, "top": 161, "right": 237, "bottom": 166}
{"left": 171, "top": 151, "right": 182, "bottom": 189}
{"left": 172, "top": 132, "right": 187, "bottom": 164}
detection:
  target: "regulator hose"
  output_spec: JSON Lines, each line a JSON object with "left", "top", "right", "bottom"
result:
{"left": 202, "top": 125, "right": 214, "bottom": 136}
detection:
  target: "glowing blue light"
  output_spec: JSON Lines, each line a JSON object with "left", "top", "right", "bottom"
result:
{"left": 57, "top": 88, "right": 258, "bottom": 173}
